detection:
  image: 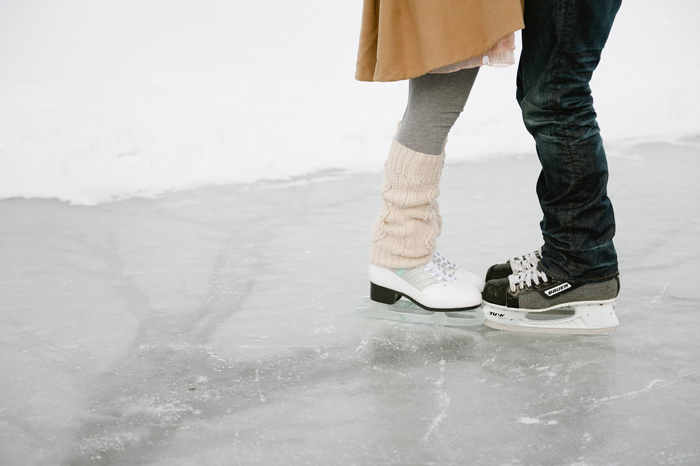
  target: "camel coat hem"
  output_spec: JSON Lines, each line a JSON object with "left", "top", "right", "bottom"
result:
{"left": 356, "top": 0, "right": 525, "bottom": 82}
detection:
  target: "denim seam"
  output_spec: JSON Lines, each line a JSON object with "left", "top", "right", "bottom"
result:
{"left": 550, "top": 0, "right": 575, "bottom": 278}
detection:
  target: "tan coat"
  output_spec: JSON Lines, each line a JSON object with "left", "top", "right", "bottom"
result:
{"left": 356, "top": 0, "right": 524, "bottom": 82}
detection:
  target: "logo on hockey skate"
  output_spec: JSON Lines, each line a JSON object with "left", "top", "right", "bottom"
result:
{"left": 489, "top": 311, "right": 505, "bottom": 318}
{"left": 544, "top": 282, "right": 572, "bottom": 297}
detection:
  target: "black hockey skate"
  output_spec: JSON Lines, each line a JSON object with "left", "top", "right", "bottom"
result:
{"left": 482, "top": 267, "right": 620, "bottom": 334}
{"left": 485, "top": 248, "right": 542, "bottom": 282}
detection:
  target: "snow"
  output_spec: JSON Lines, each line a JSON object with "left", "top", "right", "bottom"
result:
{"left": 0, "top": 0, "right": 698, "bottom": 205}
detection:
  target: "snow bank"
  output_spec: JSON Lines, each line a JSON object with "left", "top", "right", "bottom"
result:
{"left": 0, "top": 0, "right": 698, "bottom": 205}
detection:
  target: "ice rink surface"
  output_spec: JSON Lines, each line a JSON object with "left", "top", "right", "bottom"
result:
{"left": 1, "top": 138, "right": 699, "bottom": 465}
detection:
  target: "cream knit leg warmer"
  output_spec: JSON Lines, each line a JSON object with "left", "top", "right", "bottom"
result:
{"left": 369, "top": 139, "right": 445, "bottom": 269}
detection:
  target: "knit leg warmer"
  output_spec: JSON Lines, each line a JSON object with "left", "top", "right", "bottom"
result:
{"left": 369, "top": 139, "right": 445, "bottom": 269}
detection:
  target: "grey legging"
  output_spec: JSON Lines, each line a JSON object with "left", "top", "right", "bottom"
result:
{"left": 397, "top": 67, "right": 479, "bottom": 155}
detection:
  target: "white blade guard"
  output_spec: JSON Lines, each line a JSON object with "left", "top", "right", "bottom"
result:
{"left": 483, "top": 302, "right": 619, "bottom": 335}
{"left": 356, "top": 297, "right": 485, "bottom": 327}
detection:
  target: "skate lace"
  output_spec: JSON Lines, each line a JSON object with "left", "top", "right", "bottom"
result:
{"left": 511, "top": 248, "right": 542, "bottom": 274}
{"left": 432, "top": 251, "right": 458, "bottom": 271}
{"left": 422, "top": 260, "right": 456, "bottom": 284}
{"left": 508, "top": 268, "right": 548, "bottom": 292}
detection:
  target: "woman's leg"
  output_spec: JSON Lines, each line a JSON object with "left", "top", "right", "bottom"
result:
{"left": 398, "top": 67, "right": 479, "bottom": 155}
{"left": 370, "top": 67, "right": 479, "bottom": 270}
{"left": 367, "top": 67, "right": 483, "bottom": 311}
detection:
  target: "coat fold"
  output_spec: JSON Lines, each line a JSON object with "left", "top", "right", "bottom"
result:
{"left": 356, "top": 0, "right": 524, "bottom": 82}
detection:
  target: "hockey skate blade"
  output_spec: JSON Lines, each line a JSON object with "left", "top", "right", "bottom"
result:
{"left": 482, "top": 302, "right": 618, "bottom": 335}
{"left": 356, "top": 297, "right": 485, "bottom": 327}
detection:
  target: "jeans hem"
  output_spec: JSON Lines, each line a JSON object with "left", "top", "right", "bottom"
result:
{"left": 538, "top": 262, "right": 619, "bottom": 284}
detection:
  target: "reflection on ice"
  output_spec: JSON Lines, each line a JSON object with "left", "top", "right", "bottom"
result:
{"left": 356, "top": 297, "right": 485, "bottom": 326}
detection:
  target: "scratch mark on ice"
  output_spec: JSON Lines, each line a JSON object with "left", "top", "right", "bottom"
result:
{"left": 424, "top": 359, "right": 450, "bottom": 441}
{"left": 517, "top": 417, "right": 558, "bottom": 425}
{"left": 521, "top": 373, "right": 694, "bottom": 424}
{"left": 590, "top": 374, "right": 695, "bottom": 407}
{"left": 647, "top": 283, "right": 669, "bottom": 311}
{"left": 254, "top": 362, "right": 266, "bottom": 403}
{"left": 591, "top": 379, "right": 665, "bottom": 406}
{"left": 239, "top": 345, "right": 343, "bottom": 348}
{"left": 13, "top": 329, "right": 76, "bottom": 359}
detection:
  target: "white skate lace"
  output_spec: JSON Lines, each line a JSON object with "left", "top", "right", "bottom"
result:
{"left": 422, "top": 259, "right": 456, "bottom": 284}
{"left": 508, "top": 268, "right": 548, "bottom": 292}
{"left": 433, "top": 251, "right": 459, "bottom": 271}
{"left": 510, "top": 248, "right": 542, "bottom": 274}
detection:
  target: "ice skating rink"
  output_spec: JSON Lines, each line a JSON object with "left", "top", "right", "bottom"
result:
{"left": 2, "top": 0, "right": 700, "bottom": 463}
{"left": 1, "top": 138, "right": 698, "bottom": 465}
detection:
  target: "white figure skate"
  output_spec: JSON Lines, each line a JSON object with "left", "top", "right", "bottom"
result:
{"left": 356, "top": 258, "right": 484, "bottom": 327}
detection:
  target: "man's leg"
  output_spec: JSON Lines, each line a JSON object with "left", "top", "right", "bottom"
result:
{"left": 517, "top": 0, "right": 622, "bottom": 283}
{"left": 479, "top": 0, "right": 622, "bottom": 333}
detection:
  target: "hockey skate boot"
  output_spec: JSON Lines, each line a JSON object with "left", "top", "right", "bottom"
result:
{"left": 482, "top": 267, "right": 620, "bottom": 334}
{"left": 485, "top": 247, "right": 542, "bottom": 282}
{"left": 433, "top": 251, "right": 485, "bottom": 292}
{"left": 356, "top": 260, "right": 484, "bottom": 327}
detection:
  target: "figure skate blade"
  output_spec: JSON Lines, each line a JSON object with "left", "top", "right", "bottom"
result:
{"left": 356, "top": 297, "right": 485, "bottom": 327}
{"left": 482, "top": 301, "right": 618, "bottom": 335}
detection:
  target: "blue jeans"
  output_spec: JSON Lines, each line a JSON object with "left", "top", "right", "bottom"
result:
{"left": 517, "top": 0, "right": 622, "bottom": 283}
